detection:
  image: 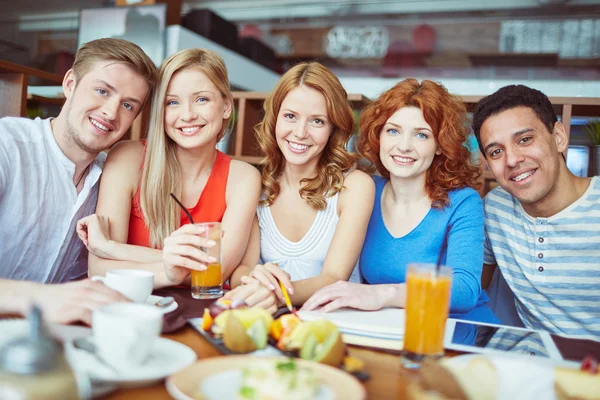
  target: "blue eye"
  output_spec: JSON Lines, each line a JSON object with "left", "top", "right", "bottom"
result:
{"left": 96, "top": 89, "right": 108, "bottom": 96}
{"left": 166, "top": 100, "right": 178, "bottom": 106}
{"left": 386, "top": 128, "right": 399, "bottom": 135}
{"left": 196, "top": 97, "right": 208, "bottom": 103}
{"left": 416, "top": 132, "right": 429, "bottom": 139}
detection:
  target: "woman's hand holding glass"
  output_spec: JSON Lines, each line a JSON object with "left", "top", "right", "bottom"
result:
{"left": 162, "top": 224, "right": 216, "bottom": 285}
{"left": 240, "top": 262, "right": 293, "bottom": 304}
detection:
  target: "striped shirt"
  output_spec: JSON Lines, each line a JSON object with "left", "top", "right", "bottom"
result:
{"left": 483, "top": 176, "right": 600, "bottom": 341}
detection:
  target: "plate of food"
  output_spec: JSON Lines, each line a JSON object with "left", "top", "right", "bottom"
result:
{"left": 408, "top": 354, "right": 599, "bottom": 400}
{"left": 165, "top": 356, "right": 366, "bottom": 400}
{"left": 187, "top": 299, "right": 368, "bottom": 380}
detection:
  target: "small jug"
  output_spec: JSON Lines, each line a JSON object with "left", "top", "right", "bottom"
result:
{"left": 0, "top": 306, "right": 80, "bottom": 399}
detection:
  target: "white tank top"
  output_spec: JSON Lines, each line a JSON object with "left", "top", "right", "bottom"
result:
{"left": 257, "top": 191, "right": 361, "bottom": 283}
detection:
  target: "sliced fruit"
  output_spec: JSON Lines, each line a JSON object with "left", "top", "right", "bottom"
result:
{"left": 214, "top": 308, "right": 273, "bottom": 332}
{"left": 343, "top": 356, "right": 365, "bottom": 373}
{"left": 247, "top": 319, "right": 268, "bottom": 349}
{"left": 201, "top": 308, "right": 213, "bottom": 331}
{"left": 222, "top": 313, "right": 256, "bottom": 353}
{"left": 208, "top": 299, "right": 248, "bottom": 318}
{"left": 283, "top": 320, "right": 338, "bottom": 350}
{"left": 305, "top": 330, "right": 345, "bottom": 367}
{"left": 299, "top": 333, "right": 318, "bottom": 360}
{"left": 271, "top": 314, "right": 302, "bottom": 342}
{"left": 581, "top": 356, "right": 599, "bottom": 374}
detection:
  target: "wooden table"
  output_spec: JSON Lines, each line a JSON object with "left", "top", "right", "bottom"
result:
{"left": 103, "top": 325, "right": 434, "bottom": 399}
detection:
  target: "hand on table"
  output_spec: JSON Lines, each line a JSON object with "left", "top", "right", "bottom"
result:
{"left": 162, "top": 224, "right": 217, "bottom": 285}
{"left": 223, "top": 283, "right": 279, "bottom": 315}
{"left": 31, "top": 279, "right": 130, "bottom": 325}
{"left": 240, "top": 262, "right": 293, "bottom": 304}
{"left": 300, "top": 281, "right": 388, "bottom": 313}
{"left": 76, "top": 214, "right": 113, "bottom": 259}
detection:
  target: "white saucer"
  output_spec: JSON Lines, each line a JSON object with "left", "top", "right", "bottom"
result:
{"left": 146, "top": 295, "right": 179, "bottom": 314}
{"left": 0, "top": 319, "right": 28, "bottom": 349}
{"left": 65, "top": 337, "right": 196, "bottom": 387}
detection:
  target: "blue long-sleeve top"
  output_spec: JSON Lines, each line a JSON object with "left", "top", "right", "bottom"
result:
{"left": 360, "top": 175, "right": 496, "bottom": 322}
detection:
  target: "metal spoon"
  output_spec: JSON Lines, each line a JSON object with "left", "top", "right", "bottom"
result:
{"left": 72, "top": 337, "right": 120, "bottom": 374}
{"left": 154, "top": 296, "right": 174, "bottom": 308}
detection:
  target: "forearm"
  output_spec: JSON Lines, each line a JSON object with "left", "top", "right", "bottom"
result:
{"left": 229, "top": 264, "right": 253, "bottom": 288}
{"left": 289, "top": 274, "right": 343, "bottom": 306}
{"left": 97, "top": 240, "right": 163, "bottom": 263}
{"left": 376, "top": 284, "right": 407, "bottom": 308}
{"left": 0, "top": 279, "right": 40, "bottom": 315}
{"left": 87, "top": 255, "right": 172, "bottom": 289}
{"left": 449, "top": 274, "right": 480, "bottom": 313}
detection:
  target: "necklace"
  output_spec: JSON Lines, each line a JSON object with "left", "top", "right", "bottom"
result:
{"left": 75, "top": 164, "right": 90, "bottom": 188}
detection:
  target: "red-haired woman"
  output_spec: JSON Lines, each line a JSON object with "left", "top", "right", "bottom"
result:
{"left": 303, "top": 79, "right": 498, "bottom": 323}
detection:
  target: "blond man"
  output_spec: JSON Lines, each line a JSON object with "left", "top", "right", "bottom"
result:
{"left": 0, "top": 38, "right": 157, "bottom": 324}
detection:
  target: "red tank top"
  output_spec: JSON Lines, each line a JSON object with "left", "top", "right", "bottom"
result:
{"left": 127, "top": 150, "right": 231, "bottom": 248}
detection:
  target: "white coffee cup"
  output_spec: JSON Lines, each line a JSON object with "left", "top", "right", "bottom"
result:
{"left": 91, "top": 269, "right": 154, "bottom": 303}
{"left": 92, "top": 303, "right": 163, "bottom": 372}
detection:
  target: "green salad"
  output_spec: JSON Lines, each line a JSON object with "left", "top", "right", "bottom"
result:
{"left": 237, "top": 359, "right": 319, "bottom": 400}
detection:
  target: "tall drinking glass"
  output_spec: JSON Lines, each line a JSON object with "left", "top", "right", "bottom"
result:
{"left": 401, "top": 263, "right": 452, "bottom": 369}
{"left": 191, "top": 222, "right": 223, "bottom": 299}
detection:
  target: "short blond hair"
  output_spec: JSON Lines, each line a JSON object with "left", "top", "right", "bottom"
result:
{"left": 72, "top": 38, "right": 158, "bottom": 98}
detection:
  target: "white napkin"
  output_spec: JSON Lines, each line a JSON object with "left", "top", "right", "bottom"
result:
{"left": 489, "top": 356, "right": 556, "bottom": 400}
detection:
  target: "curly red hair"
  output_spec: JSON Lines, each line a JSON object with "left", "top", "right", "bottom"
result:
{"left": 357, "top": 79, "right": 480, "bottom": 208}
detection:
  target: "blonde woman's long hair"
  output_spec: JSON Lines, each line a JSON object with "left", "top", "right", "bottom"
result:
{"left": 139, "top": 48, "right": 233, "bottom": 248}
{"left": 256, "top": 62, "right": 359, "bottom": 210}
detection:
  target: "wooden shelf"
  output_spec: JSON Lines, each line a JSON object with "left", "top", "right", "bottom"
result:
{"left": 0, "top": 60, "right": 62, "bottom": 83}
{"left": 27, "top": 94, "right": 65, "bottom": 106}
{"left": 0, "top": 60, "right": 63, "bottom": 117}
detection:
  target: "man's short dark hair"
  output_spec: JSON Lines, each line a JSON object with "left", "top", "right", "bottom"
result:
{"left": 472, "top": 85, "right": 557, "bottom": 156}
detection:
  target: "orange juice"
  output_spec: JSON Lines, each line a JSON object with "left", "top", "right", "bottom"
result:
{"left": 191, "top": 263, "right": 222, "bottom": 287}
{"left": 402, "top": 264, "right": 452, "bottom": 368}
{"left": 190, "top": 221, "right": 223, "bottom": 299}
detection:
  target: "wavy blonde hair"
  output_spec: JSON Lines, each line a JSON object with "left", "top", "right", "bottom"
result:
{"left": 256, "top": 62, "right": 358, "bottom": 210}
{"left": 139, "top": 48, "right": 233, "bottom": 248}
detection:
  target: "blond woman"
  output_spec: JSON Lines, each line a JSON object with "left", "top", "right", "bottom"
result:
{"left": 77, "top": 48, "right": 261, "bottom": 290}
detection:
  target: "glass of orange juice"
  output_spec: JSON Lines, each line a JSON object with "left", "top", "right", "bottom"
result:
{"left": 190, "top": 222, "right": 222, "bottom": 299}
{"left": 401, "top": 263, "right": 452, "bottom": 369}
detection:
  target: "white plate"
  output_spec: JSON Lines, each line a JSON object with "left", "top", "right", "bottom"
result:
{"left": 146, "top": 295, "right": 178, "bottom": 314}
{"left": 0, "top": 319, "right": 28, "bottom": 349}
{"left": 444, "top": 353, "right": 580, "bottom": 370}
{"left": 200, "top": 369, "right": 335, "bottom": 400}
{"left": 166, "top": 356, "right": 366, "bottom": 400}
{"left": 66, "top": 337, "right": 196, "bottom": 387}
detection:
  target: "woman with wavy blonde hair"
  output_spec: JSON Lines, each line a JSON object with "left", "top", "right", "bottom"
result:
{"left": 76, "top": 48, "right": 263, "bottom": 292}
{"left": 303, "top": 79, "right": 498, "bottom": 324}
{"left": 225, "top": 62, "right": 375, "bottom": 311}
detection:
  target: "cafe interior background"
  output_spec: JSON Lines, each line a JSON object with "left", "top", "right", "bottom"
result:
{"left": 1, "top": 0, "right": 600, "bottom": 194}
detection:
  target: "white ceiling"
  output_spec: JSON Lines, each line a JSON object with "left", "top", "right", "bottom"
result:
{"left": 187, "top": 0, "right": 600, "bottom": 22}
{"left": 3, "top": 0, "right": 600, "bottom": 23}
